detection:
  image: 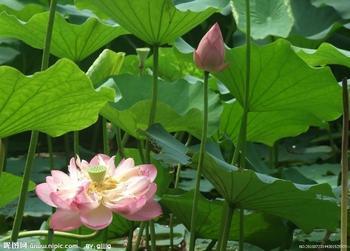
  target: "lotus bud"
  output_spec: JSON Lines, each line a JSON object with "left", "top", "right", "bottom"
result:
{"left": 194, "top": 23, "right": 227, "bottom": 72}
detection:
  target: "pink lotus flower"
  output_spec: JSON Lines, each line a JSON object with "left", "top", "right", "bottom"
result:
{"left": 36, "top": 154, "right": 162, "bottom": 231}
{"left": 194, "top": 23, "right": 228, "bottom": 72}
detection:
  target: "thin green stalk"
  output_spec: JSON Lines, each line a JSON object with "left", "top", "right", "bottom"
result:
{"left": 206, "top": 240, "right": 217, "bottom": 251}
{"left": 2, "top": 230, "right": 100, "bottom": 242}
{"left": 145, "top": 45, "right": 159, "bottom": 163}
{"left": 239, "top": 209, "right": 244, "bottom": 251}
{"left": 40, "top": 0, "right": 56, "bottom": 70}
{"left": 64, "top": 134, "right": 70, "bottom": 162}
{"left": 170, "top": 133, "right": 192, "bottom": 246}
{"left": 231, "top": 0, "right": 251, "bottom": 167}
{"left": 169, "top": 215, "right": 174, "bottom": 250}
{"left": 145, "top": 223, "right": 150, "bottom": 250}
{"left": 78, "top": 228, "right": 82, "bottom": 247}
{"left": 216, "top": 203, "right": 228, "bottom": 251}
{"left": 11, "top": 131, "right": 39, "bottom": 241}
{"left": 231, "top": 111, "right": 248, "bottom": 166}
{"left": 169, "top": 160, "right": 185, "bottom": 250}
{"left": 174, "top": 164, "right": 181, "bottom": 189}
{"left": 235, "top": 1, "right": 251, "bottom": 250}
{"left": 138, "top": 141, "right": 146, "bottom": 163}
{"left": 149, "top": 220, "right": 156, "bottom": 251}
{"left": 0, "top": 138, "right": 7, "bottom": 176}
{"left": 126, "top": 229, "right": 133, "bottom": 251}
{"left": 122, "top": 132, "right": 129, "bottom": 146}
{"left": 132, "top": 223, "right": 145, "bottom": 251}
{"left": 341, "top": 78, "right": 349, "bottom": 251}
{"left": 102, "top": 118, "right": 110, "bottom": 155}
{"left": 102, "top": 118, "right": 110, "bottom": 250}
{"left": 142, "top": 45, "right": 160, "bottom": 251}
{"left": 116, "top": 127, "right": 124, "bottom": 158}
{"left": 217, "top": 205, "right": 234, "bottom": 251}
{"left": 47, "top": 136, "right": 54, "bottom": 169}
{"left": 189, "top": 71, "right": 209, "bottom": 251}
{"left": 327, "top": 124, "right": 339, "bottom": 157}
{"left": 46, "top": 229, "right": 54, "bottom": 251}
{"left": 103, "top": 228, "right": 109, "bottom": 251}
{"left": 219, "top": 0, "right": 251, "bottom": 251}
{"left": 73, "top": 131, "right": 80, "bottom": 155}
{"left": 10, "top": 0, "right": 57, "bottom": 241}
{"left": 90, "top": 118, "right": 100, "bottom": 152}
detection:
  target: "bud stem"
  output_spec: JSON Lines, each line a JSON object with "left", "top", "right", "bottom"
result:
{"left": 189, "top": 71, "right": 209, "bottom": 251}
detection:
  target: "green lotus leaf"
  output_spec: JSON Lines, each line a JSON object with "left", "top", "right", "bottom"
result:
{"left": 100, "top": 75, "right": 222, "bottom": 139}
{"left": 0, "top": 0, "right": 46, "bottom": 20}
{"left": 0, "top": 59, "right": 114, "bottom": 138}
{"left": 0, "top": 172, "right": 35, "bottom": 208}
{"left": 199, "top": 153, "right": 339, "bottom": 232}
{"left": 0, "top": 46, "right": 19, "bottom": 64}
{"left": 232, "top": 0, "right": 294, "bottom": 40}
{"left": 214, "top": 39, "right": 341, "bottom": 145}
{"left": 312, "top": 0, "right": 350, "bottom": 20}
{"left": 0, "top": 11, "right": 127, "bottom": 61}
{"left": 288, "top": 0, "right": 343, "bottom": 48}
{"left": 86, "top": 49, "right": 125, "bottom": 87}
{"left": 145, "top": 124, "right": 190, "bottom": 165}
{"left": 161, "top": 190, "right": 291, "bottom": 250}
{"left": 75, "top": 0, "right": 218, "bottom": 45}
{"left": 295, "top": 42, "right": 350, "bottom": 68}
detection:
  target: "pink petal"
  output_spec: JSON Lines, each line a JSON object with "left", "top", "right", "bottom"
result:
{"left": 50, "top": 209, "right": 82, "bottom": 231}
{"left": 106, "top": 156, "right": 116, "bottom": 176}
{"left": 90, "top": 154, "right": 111, "bottom": 166}
{"left": 50, "top": 184, "right": 82, "bottom": 210}
{"left": 194, "top": 22, "right": 226, "bottom": 73}
{"left": 124, "top": 176, "right": 150, "bottom": 195}
{"left": 68, "top": 157, "right": 80, "bottom": 179}
{"left": 114, "top": 158, "right": 135, "bottom": 177}
{"left": 46, "top": 176, "right": 56, "bottom": 189}
{"left": 75, "top": 183, "right": 100, "bottom": 212}
{"left": 194, "top": 50, "right": 204, "bottom": 69}
{"left": 114, "top": 168, "right": 139, "bottom": 182}
{"left": 51, "top": 170, "right": 70, "bottom": 184}
{"left": 80, "top": 205, "right": 113, "bottom": 230}
{"left": 36, "top": 183, "right": 56, "bottom": 207}
{"left": 138, "top": 164, "right": 157, "bottom": 182}
{"left": 144, "top": 183, "right": 157, "bottom": 200}
{"left": 109, "top": 196, "right": 147, "bottom": 215}
{"left": 76, "top": 156, "right": 90, "bottom": 171}
{"left": 50, "top": 192, "right": 74, "bottom": 210}
{"left": 121, "top": 200, "right": 162, "bottom": 221}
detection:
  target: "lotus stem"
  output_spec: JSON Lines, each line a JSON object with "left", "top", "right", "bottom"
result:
{"left": 10, "top": 131, "right": 39, "bottom": 241}
{"left": 102, "top": 118, "right": 110, "bottom": 155}
{"left": 341, "top": 78, "right": 349, "bottom": 251}
{"left": 132, "top": 223, "right": 145, "bottom": 251}
{"left": 116, "top": 126, "right": 124, "bottom": 158}
{"left": 102, "top": 118, "right": 110, "bottom": 249}
{"left": 218, "top": 1, "right": 252, "bottom": 250}
{"left": 0, "top": 138, "right": 7, "bottom": 176}
{"left": 189, "top": 71, "right": 209, "bottom": 251}
{"left": 2, "top": 230, "right": 100, "bottom": 242}
{"left": 10, "top": 0, "right": 57, "bottom": 241}
{"left": 145, "top": 45, "right": 159, "bottom": 163}
{"left": 149, "top": 220, "right": 157, "bottom": 251}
